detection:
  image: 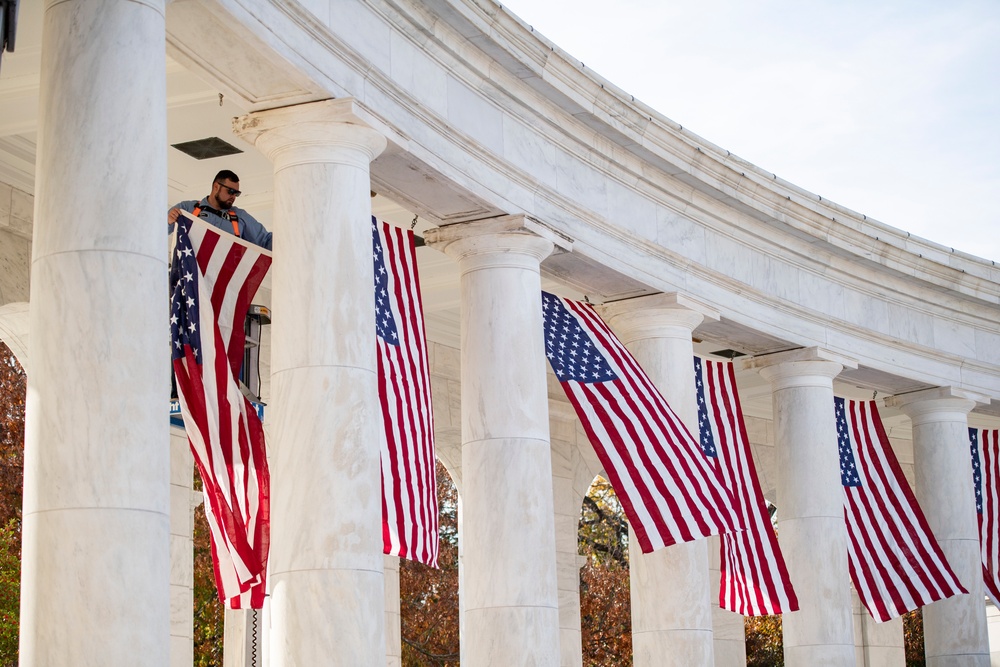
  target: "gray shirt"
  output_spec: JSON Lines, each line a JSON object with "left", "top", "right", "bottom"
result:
{"left": 170, "top": 198, "right": 272, "bottom": 251}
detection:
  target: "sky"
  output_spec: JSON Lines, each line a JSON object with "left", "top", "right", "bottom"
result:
{"left": 500, "top": 0, "right": 1000, "bottom": 263}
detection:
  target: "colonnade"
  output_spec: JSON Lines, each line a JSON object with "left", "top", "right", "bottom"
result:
{"left": 17, "top": 0, "right": 995, "bottom": 664}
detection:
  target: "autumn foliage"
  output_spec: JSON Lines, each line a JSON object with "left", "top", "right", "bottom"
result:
{"left": 0, "top": 343, "right": 25, "bottom": 666}
{"left": 399, "top": 462, "right": 460, "bottom": 665}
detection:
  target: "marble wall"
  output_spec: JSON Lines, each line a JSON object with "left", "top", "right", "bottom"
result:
{"left": 0, "top": 181, "right": 31, "bottom": 306}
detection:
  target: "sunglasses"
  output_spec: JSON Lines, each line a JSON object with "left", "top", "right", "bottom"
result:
{"left": 215, "top": 182, "right": 242, "bottom": 197}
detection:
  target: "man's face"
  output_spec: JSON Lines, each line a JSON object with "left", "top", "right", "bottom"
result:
{"left": 214, "top": 179, "right": 240, "bottom": 209}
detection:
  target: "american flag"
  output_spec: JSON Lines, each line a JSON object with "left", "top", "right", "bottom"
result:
{"left": 694, "top": 357, "right": 798, "bottom": 615}
{"left": 373, "top": 218, "right": 439, "bottom": 567}
{"left": 969, "top": 427, "right": 1000, "bottom": 606}
{"left": 542, "top": 292, "right": 740, "bottom": 552}
{"left": 171, "top": 211, "right": 271, "bottom": 609}
{"left": 837, "top": 398, "right": 966, "bottom": 622}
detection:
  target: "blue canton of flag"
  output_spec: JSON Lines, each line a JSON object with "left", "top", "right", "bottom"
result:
{"left": 170, "top": 223, "right": 202, "bottom": 364}
{"left": 836, "top": 397, "right": 862, "bottom": 487}
{"left": 373, "top": 217, "right": 400, "bottom": 346}
{"left": 971, "top": 428, "right": 983, "bottom": 514}
{"left": 693, "top": 359, "right": 718, "bottom": 458}
{"left": 541, "top": 292, "right": 617, "bottom": 384}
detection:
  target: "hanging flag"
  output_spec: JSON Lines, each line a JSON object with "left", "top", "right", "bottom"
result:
{"left": 969, "top": 427, "right": 1000, "bottom": 606}
{"left": 171, "top": 211, "right": 271, "bottom": 609}
{"left": 694, "top": 357, "right": 798, "bottom": 615}
{"left": 837, "top": 398, "right": 966, "bottom": 622}
{"left": 373, "top": 217, "right": 439, "bottom": 568}
{"left": 542, "top": 292, "right": 741, "bottom": 552}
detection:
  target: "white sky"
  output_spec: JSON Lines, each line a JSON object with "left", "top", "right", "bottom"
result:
{"left": 500, "top": 0, "right": 1000, "bottom": 263}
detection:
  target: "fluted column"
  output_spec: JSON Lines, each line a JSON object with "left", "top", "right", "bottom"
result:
{"left": 20, "top": 0, "right": 170, "bottom": 663}
{"left": 425, "top": 216, "right": 563, "bottom": 666}
{"left": 886, "top": 387, "right": 990, "bottom": 666}
{"left": 602, "top": 293, "right": 722, "bottom": 667}
{"left": 236, "top": 99, "right": 387, "bottom": 666}
{"left": 742, "top": 347, "right": 857, "bottom": 666}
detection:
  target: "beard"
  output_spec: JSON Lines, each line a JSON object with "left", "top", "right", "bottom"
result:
{"left": 219, "top": 199, "right": 234, "bottom": 210}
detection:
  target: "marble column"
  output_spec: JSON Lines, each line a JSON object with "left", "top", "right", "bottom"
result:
{"left": 236, "top": 99, "right": 387, "bottom": 666}
{"left": 424, "top": 216, "right": 563, "bottom": 666}
{"left": 170, "top": 427, "right": 196, "bottom": 667}
{"left": 385, "top": 555, "right": 402, "bottom": 667}
{"left": 550, "top": 401, "right": 586, "bottom": 667}
{"left": 886, "top": 387, "right": 990, "bottom": 666}
{"left": 742, "top": 347, "right": 857, "bottom": 666}
{"left": 602, "top": 293, "right": 721, "bottom": 667}
{"left": 223, "top": 609, "right": 264, "bottom": 667}
{"left": 20, "top": 0, "right": 170, "bottom": 663}
{"left": 852, "top": 589, "right": 905, "bottom": 667}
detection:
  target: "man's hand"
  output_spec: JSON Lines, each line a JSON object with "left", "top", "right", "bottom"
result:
{"left": 168, "top": 207, "right": 181, "bottom": 223}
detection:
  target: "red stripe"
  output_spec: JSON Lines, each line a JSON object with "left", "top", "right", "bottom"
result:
{"left": 389, "top": 226, "right": 424, "bottom": 560}
{"left": 980, "top": 430, "right": 1000, "bottom": 603}
{"left": 865, "top": 401, "right": 960, "bottom": 597}
{"left": 589, "top": 381, "right": 692, "bottom": 546}
{"left": 707, "top": 360, "right": 769, "bottom": 613}
{"left": 847, "top": 404, "right": 925, "bottom": 615}
{"left": 564, "top": 387, "right": 664, "bottom": 550}
{"left": 376, "top": 221, "right": 439, "bottom": 568}
{"left": 703, "top": 358, "right": 797, "bottom": 615}
{"left": 549, "top": 298, "right": 739, "bottom": 553}
{"left": 173, "top": 217, "right": 271, "bottom": 607}
{"left": 570, "top": 302, "right": 736, "bottom": 536}
{"left": 844, "top": 399, "right": 965, "bottom": 621}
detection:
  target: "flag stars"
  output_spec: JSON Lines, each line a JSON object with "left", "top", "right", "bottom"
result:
{"left": 372, "top": 221, "right": 402, "bottom": 346}
{"left": 541, "top": 292, "right": 617, "bottom": 384}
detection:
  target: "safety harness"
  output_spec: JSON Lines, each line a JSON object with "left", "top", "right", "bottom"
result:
{"left": 192, "top": 204, "right": 240, "bottom": 237}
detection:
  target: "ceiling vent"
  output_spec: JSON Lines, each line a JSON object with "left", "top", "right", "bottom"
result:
{"left": 171, "top": 137, "right": 243, "bottom": 160}
{"left": 710, "top": 349, "right": 746, "bottom": 359}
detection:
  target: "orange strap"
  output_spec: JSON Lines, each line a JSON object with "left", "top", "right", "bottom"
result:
{"left": 192, "top": 205, "right": 240, "bottom": 237}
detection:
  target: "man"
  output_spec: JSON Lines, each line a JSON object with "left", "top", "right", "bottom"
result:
{"left": 168, "top": 169, "right": 272, "bottom": 250}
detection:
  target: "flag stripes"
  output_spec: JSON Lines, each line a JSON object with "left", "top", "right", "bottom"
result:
{"left": 694, "top": 357, "right": 798, "bottom": 615}
{"left": 542, "top": 293, "right": 740, "bottom": 552}
{"left": 838, "top": 398, "right": 966, "bottom": 622}
{"left": 970, "top": 427, "right": 1000, "bottom": 606}
{"left": 374, "top": 218, "right": 439, "bottom": 568}
{"left": 171, "top": 211, "right": 271, "bottom": 609}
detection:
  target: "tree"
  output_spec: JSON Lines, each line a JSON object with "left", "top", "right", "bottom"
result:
{"left": 0, "top": 343, "right": 25, "bottom": 666}
{"left": 903, "top": 609, "right": 925, "bottom": 667}
{"left": 192, "top": 473, "right": 225, "bottom": 667}
{"left": 399, "top": 461, "right": 460, "bottom": 666}
{"left": 745, "top": 614, "right": 783, "bottom": 666}
{"left": 578, "top": 476, "right": 632, "bottom": 665}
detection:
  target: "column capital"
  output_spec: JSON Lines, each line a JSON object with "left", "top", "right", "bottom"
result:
{"left": 233, "top": 98, "right": 388, "bottom": 170}
{"left": 423, "top": 215, "right": 571, "bottom": 269}
{"left": 885, "top": 386, "right": 989, "bottom": 424}
{"left": 740, "top": 346, "right": 857, "bottom": 390}
{"left": 599, "top": 292, "right": 719, "bottom": 342}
